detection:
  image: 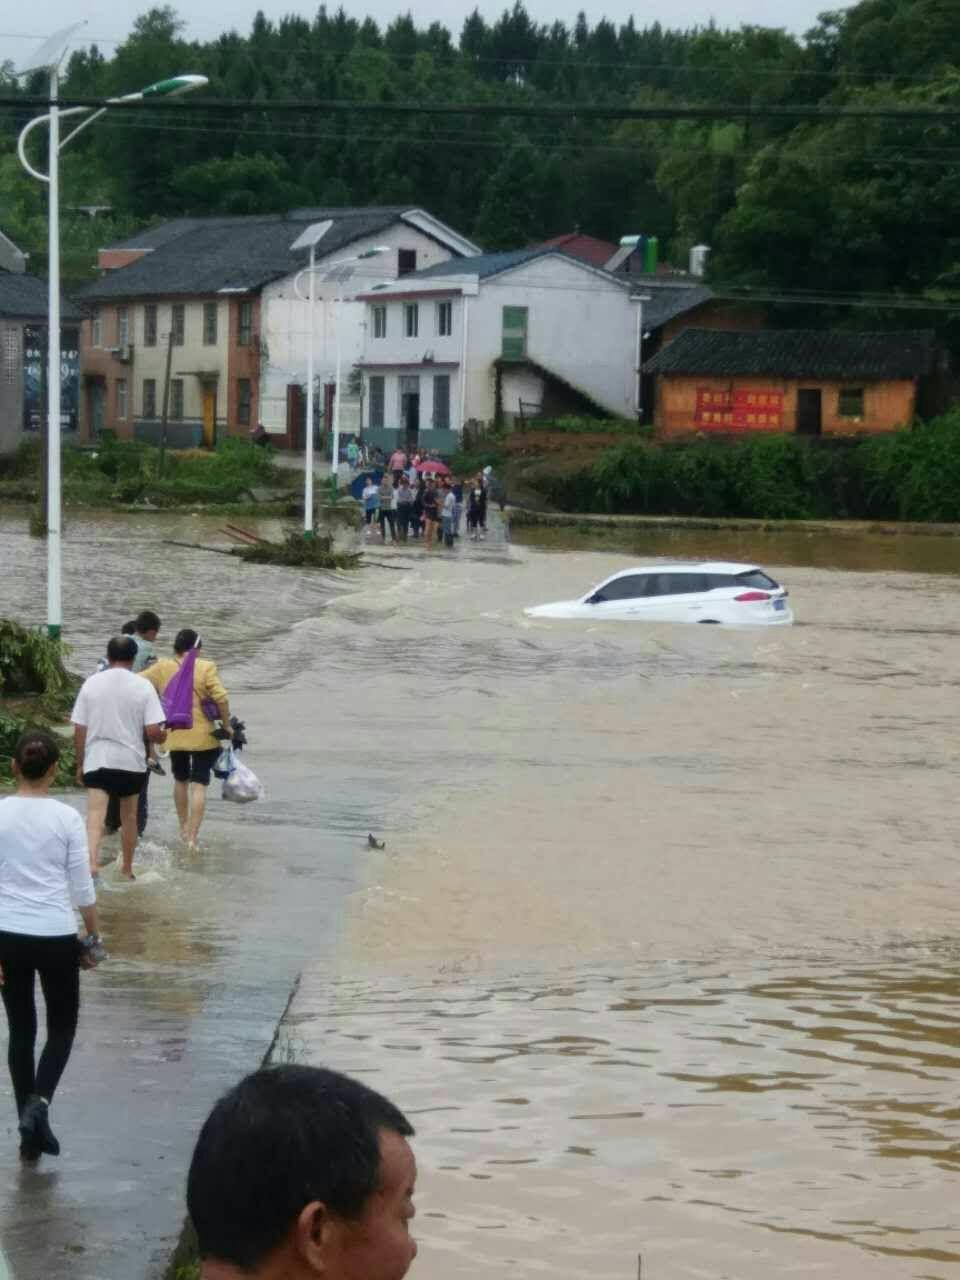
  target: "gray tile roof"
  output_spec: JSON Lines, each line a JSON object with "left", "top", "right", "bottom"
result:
{"left": 408, "top": 245, "right": 625, "bottom": 282}
{"left": 0, "top": 271, "right": 82, "bottom": 321}
{"left": 643, "top": 328, "right": 936, "bottom": 380}
{"left": 408, "top": 246, "right": 555, "bottom": 280}
{"left": 638, "top": 280, "right": 714, "bottom": 330}
{"left": 79, "top": 208, "right": 415, "bottom": 301}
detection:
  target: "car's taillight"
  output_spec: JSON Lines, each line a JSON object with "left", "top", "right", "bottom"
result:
{"left": 734, "top": 591, "right": 771, "bottom": 602}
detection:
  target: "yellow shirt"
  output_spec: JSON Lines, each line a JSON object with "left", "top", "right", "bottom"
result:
{"left": 141, "top": 656, "right": 230, "bottom": 752}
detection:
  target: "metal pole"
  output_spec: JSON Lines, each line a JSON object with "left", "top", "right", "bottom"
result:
{"left": 303, "top": 242, "right": 315, "bottom": 537}
{"left": 46, "top": 64, "right": 62, "bottom": 637}
{"left": 331, "top": 283, "right": 343, "bottom": 502}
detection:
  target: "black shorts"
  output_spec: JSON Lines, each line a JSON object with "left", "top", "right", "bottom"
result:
{"left": 170, "top": 748, "right": 220, "bottom": 787}
{"left": 83, "top": 768, "right": 146, "bottom": 798}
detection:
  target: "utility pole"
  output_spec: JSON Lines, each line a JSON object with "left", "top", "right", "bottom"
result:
{"left": 159, "top": 328, "right": 173, "bottom": 475}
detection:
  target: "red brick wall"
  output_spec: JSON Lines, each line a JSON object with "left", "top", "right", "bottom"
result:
{"left": 97, "top": 249, "right": 148, "bottom": 271}
{"left": 661, "top": 304, "right": 767, "bottom": 346}
{"left": 79, "top": 308, "right": 135, "bottom": 441}
{"left": 224, "top": 297, "right": 261, "bottom": 437}
{"left": 656, "top": 376, "right": 916, "bottom": 437}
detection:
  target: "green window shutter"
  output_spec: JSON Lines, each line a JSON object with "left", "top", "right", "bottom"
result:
{"left": 502, "top": 336, "right": 525, "bottom": 360}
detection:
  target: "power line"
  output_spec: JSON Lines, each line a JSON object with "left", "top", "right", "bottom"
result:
{"left": 7, "top": 94, "right": 960, "bottom": 123}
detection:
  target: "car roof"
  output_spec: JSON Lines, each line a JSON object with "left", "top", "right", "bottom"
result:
{"left": 602, "top": 562, "right": 761, "bottom": 581}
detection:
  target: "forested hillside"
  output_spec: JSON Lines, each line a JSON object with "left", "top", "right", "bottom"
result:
{"left": 2, "top": 0, "right": 960, "bottom": 336}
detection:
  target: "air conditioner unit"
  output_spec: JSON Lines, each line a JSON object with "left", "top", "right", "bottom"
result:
{"left": 116, "top": 343, "right": 132, "bottom": 362}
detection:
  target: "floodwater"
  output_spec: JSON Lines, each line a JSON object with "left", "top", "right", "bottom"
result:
{"left": 2, "top": 508, "right": 960, "bottom": 1278}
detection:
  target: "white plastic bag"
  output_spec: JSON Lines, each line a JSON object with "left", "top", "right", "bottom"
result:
{"left": 214, "top": 744, "right": 235, "bottom": 779}
{"left": 222, "top": 758, "right": 264, "bottom": 804}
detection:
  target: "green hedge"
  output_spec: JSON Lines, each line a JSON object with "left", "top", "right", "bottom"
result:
{"left": 529, "top": 412, "right": 960, "bottom": 522}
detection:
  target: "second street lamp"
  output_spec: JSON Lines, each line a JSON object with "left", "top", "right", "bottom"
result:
{"left": 16, "top": 26, "right": 206, "bottom": 635}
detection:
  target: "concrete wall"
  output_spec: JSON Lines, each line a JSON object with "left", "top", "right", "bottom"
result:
{"left": 259, "top": 224, "right": 458, "bottom": 438}
{"left": 656, "top": 375, "right": 917, "bottom": 437}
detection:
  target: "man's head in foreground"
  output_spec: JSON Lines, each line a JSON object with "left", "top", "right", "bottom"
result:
{"left": 187, "top": 1065, "right": 417, "bottom": 1280}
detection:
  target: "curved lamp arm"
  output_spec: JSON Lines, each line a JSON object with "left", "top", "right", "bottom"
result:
{"left": 17, "top": 105, "right": 92, "bottom": 182}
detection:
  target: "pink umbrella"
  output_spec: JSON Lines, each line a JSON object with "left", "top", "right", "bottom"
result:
{"left": 418, "top": 459, "right": 450, "bottom": 475}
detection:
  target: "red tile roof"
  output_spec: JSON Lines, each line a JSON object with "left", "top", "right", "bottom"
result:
{"left": 537, "top": 233, "right": 618, "bottom": 269}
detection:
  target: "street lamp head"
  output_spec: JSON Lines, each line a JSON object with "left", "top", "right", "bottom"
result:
{"left": 141, "top": 74, "right": 208, "bottom": 98}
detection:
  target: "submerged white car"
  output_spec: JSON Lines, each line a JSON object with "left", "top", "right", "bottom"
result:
{"left": 525, "top": 562, "right": 794, "bottom": 626}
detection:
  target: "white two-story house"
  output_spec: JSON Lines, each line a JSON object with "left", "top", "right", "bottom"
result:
{"left": 355, "top": 248, "right": 645, "bottom": 453}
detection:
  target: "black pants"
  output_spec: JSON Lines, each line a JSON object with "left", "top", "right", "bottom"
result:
{"left": 105, "top": 770, "right": 149, "bottom": 837}
{"left": 378, "top": 509, "right": 396, "bottom": 540}
{"left": 0, "top": 932, "right": 79, "bottom": 1114}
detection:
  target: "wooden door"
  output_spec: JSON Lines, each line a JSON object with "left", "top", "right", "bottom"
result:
{"left": 796, "top": 388, "right": 822, "bottom": 436}
{"left": 202, "top": 384, "right": 217, "bottom": 447}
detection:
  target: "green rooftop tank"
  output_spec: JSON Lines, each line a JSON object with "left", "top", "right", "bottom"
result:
{"left": 643, "top": 236, "right": 659, "bottom": 274}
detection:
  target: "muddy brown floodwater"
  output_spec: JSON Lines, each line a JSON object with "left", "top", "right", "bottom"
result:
{"left": 2, "top": 509, "right": 960, "bottom": 1279}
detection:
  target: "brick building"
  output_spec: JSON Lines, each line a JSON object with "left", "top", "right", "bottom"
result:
{"left": 643, "top": 328, "right": 936, "bottom": 437}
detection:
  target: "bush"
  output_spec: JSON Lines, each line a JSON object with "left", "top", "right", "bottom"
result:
{"left": 0, "top": 621, "right": 80, "bottom": 788}
{"left": 528, "top": 414, "right": 960, "bottom": 522}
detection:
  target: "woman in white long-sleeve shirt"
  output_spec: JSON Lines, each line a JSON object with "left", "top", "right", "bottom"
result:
{"left": 0, "top": 731, "right": 99, "bottom": 1161}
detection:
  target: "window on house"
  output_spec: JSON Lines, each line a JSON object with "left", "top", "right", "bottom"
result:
{"left": 171, "top": 304, "right": 185, "bottom": 346}
{"left": 203, "top": 302, "right": 218, "bottom": 346}
{"left": 404, "top": 304, "right": 419, "bottom": 338}
{"left": 838, "top": 387, "right": 865, "bottom": 418}
{"left": 170, "top": 379, "right": 184, "bottom": 419}
{"left": 372, "top": 305, "right": 387, "bottom": 339}
{"left": 92, "top": 308, "right": 102, "bottom": 348}
{"left": 144, "top": 304, "right": 157, "bottom": 347}
{"left": 116, "top": 378, "right": 128, "bottom": 420}
{"left": 502, "top": 306, "right": 528, "bottom": 360}
{"left": 117, "top": 306, "right": 129, "bottom": 347}
{"left": 237, "top": 378, "right": 252, "bottom": 425}
{"left": 433, "top": 374, "right": 451, "bottom": 430}
{"left": 437, "top": 301, "right": 453, "bottom": 337}
{"left": 238, "top": 301, "right": 252, "bottom": 346}
{"left": 398, "top": 249, "right": 417, "bottom": 277}
{"left": 143, "top": 378, "right": 156, "bottom": 418}
{"left": 369, "top": 375, "right": 385, "bottom": 429}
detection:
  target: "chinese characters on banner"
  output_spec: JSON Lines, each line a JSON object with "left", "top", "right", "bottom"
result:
{"left": 695, "top": 387, "right": 783, "bottom": 431}
{"left": 23, "top": 326, "right": 80, "bottom": 433}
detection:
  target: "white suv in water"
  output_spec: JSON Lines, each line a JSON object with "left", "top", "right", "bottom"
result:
{"left": 524, "top": 562, "right": 793, "bottom": 626}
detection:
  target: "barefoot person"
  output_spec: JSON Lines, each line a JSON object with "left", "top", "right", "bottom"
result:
{"left": 0, "top": 732, "right": 100, "bottom": 1160}
{"left": 72, "top": 635, "right": 166, "bottom": 879}
{"left": 187, "top": 1065, "right": 418, "bottom": 1280}
{"left": 142, "top": 629, "right": 230, "bottom": 849}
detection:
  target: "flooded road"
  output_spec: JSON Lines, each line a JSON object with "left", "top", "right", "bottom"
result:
{"left": 2, "top": 508, "right": 960, "bottom": 1278}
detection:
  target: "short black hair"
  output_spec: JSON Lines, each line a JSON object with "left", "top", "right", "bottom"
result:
{"left": 14, "top": 730, "right": 59, "bottom": 779}
{"left": 187, "top": 1065, "right": 414, "bottom": 1270}
{"left": 174, "top": 628, "right": 200, "bottom": 654}
{"left": 107, "top": 635, "right": 138, "bottom": 663}
{"left": 135, "top": 610, "right": 161, "bottom": 635}
{"left": 121, "top": 620, "right": 137, "bottom": 635}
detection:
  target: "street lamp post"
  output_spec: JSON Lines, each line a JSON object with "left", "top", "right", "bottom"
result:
{"left": 292, "top": 235, "right": 388, "bottom": 530}
{"left": 16, "top": 25, "right": 206, "bottom": 635}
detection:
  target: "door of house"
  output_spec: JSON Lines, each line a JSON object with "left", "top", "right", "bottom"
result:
{"left": 400, "top": 376, "right": 420, "bottom": 450}
{"left": 287, "top": 384, "right": 305, "bottom": 449}
{"left": 88, "top": 381, "right": 105, "bottom": 438}
{"left": 201, "top": 384, "right": 217, "bottom": 447}
{"left": 796, "top": 388, "right": 822, "bottom": 436}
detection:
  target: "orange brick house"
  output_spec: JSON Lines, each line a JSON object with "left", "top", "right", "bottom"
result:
{"left": 643, "top": 328, "right": 936, "bottom": 437}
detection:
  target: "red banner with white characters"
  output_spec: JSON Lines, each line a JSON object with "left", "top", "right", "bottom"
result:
{"left": 695, "top": 388, "right": 783, "bottom": 431}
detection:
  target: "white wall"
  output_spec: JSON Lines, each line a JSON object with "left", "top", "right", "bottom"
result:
{"left": 361, "top": 368, "right": 461, "bottom": 433}
{"left": 464, "top": 256, "right": 638, "bottom": 422}
{"left": 259, "top": 222, "right": 459, "bottom": 435}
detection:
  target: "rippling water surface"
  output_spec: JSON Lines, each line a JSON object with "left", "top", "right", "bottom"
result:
{"left": 2, "top": 508, "right": 960, "bottom": 1278}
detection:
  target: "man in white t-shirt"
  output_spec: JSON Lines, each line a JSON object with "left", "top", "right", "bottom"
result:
{"left": 71, "top": 635, "right": 166, "bottom": 880}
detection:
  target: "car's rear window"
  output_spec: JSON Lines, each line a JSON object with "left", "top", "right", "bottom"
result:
{"left": 736, "top": 569, "right": 780, "bottom": 590}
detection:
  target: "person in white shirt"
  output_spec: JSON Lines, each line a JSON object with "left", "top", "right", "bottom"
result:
{"left": 71, "top": 634, "right": 166, "bottom": 880}
{"left": 0, "top": 730, "right": 99, "bottom": 1161}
